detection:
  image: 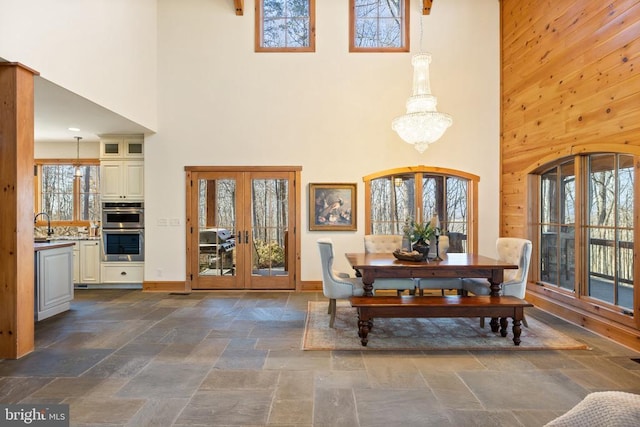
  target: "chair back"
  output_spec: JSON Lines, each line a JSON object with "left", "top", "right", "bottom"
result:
{"left": 496, "top": 237, "right": 532, "bottom": 298}
{"left": 364, "top": 235, "right": 403, "bottom": 254}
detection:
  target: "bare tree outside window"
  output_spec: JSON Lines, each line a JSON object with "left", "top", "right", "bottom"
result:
{"left": 39, "top": 163, "right": 100, "bottom": 222}
{"left": 538, "top": 153, "right": 634, "bottom": 313}
{"left": 257, "top": 0, "right": 315, "bottom": 51}
{"left": 350, "top": 0, "right": 409, "bottom": 52}
{"left": 367, "top": 169, "right": 472, "bottom": 253}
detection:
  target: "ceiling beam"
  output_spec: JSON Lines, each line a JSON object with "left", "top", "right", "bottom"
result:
{"left": 423, "top": 0, "right": 433, "bottom": 15}
{"left": 234, "top": 0, "right": 243, "bottom": 16}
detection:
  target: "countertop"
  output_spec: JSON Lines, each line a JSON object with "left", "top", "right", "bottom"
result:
{"left": 34, "top": 241, "right": 77, "bottom": 252}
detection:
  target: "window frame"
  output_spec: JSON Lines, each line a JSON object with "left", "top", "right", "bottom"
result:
{"left": 255, "top": 0, "right": 316, "bottom": 53}
{"left": 363, "top": 166, "right": 479, "bottom": 254}
{"left": 349, "top": 0, "right": 410, "bottom": 53}
{"left": 532, "top": 152, "right": 639, "bottom": 327}
{"left": 34, "top": 158, "right": 101, "bottom": 227}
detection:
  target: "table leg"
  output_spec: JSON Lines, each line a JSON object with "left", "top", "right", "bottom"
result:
{"left": 361, "top": 271, "right": 375, "bottom": 297}
{"left": 499, "top": 317, "right": 508, "bottom": 337}
{"left": 490, "top": 317, "right": 500, "bottom": 333}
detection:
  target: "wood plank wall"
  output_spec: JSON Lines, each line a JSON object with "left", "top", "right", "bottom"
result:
{"left": 500, "top": 0, "right": 640, "bottom": 349}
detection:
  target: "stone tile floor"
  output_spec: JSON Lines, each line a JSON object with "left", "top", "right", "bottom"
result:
{"left": 1, "top": 289, "right": 639, "bottom": 426}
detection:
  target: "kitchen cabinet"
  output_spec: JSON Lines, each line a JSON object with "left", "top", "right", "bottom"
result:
{"left": 100, "top": 136, "right": 144, "bottom": 200}
{"left": 35, "top": 243, "right": 74, "bottom": 321}
{"left": 100, "top": 160, "right": 144, "bottom": 200}
{"left": 101, "top": 262, "right": 144, "bottom": 284}
{"left": 79, "top": 240, "right": 101, "bottom": 283}
{"left": 100, "top": 137, "right": 144, "bottom": 158}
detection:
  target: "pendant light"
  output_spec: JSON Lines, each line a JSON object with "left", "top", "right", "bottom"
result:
{"left": 392, "top": 8, "right": 452, "bottom": 153}
{"left": 74, "top": 136, "right": 83, "bottom": 178}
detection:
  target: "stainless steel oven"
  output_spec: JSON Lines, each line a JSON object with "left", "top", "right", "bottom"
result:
{"left": 102, "top": 202, "right": 144, "bottom": 262}
{"left": 102, "top": 228, "right": 144, "bottom": 261}
{"left": 102, "top": 202, "right": 144, "bottom": 229}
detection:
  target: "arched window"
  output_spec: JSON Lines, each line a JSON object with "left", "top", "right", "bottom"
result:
{"left": 363, "top": 166, "right": 479, "bottom": 253}
{"left": 534, "top": 152, "right": 636, "bottom": 322}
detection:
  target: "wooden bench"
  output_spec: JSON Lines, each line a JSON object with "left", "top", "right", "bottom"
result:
{"left": 350, "top": 295, "right": 533, "bottom": 347}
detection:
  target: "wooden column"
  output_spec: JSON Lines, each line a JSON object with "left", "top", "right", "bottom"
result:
{"left": 0, "top": 62, "right": 39, "bottom": 359}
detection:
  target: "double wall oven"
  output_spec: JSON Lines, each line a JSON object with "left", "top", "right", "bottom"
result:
{"left": 102, "top": 202, "right": 144, "bottom": 261}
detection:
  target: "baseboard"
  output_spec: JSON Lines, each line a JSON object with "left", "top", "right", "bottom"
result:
{"left": 527, "top": 290, "right": 640, "bottom": 352}
{"left": 142, "top": 281, "right": 188, "bottom": 292}
{"left": 300, "top": 280, "right": 322, "bottom": 291}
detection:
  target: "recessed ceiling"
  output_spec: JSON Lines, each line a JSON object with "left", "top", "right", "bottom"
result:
{"left": 34, "top": 76, "right": 153, "bottom": 144}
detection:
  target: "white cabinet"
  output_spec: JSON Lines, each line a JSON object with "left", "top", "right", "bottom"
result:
{"left": 100, "top": 160, "right": 144, "bottom": 200}
{"left": 100, "top": 137, "right": 144, "bottom": 158}
{"left": 101, "top": 262, "right": 144, "bottom": 283}
{"left": 79, "top": 240, "right": 101, "bottom": 283}
{"left": 100, "top": 136, "right": 144, "bottom": 200}
{"left": 35, "top": 245, "right": 74, "bottom": 321}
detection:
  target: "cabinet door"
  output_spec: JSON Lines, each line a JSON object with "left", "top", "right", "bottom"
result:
{"left": 123, "top": 161, "right": 144, "bottom": 199}
{"left": 101, "top": 161, "right": 124, "bottom": 199}
{"left": 37, "top": 247, "right": 73, "bottom": 318}
{"left": 80, "top": 240, "right": 101, "bottom": 283}
{"left": 100, "top": 160, "right": 144, "bottom": 200}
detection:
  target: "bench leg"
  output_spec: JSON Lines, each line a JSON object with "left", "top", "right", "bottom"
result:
{"left": 512, "top": 318, "right": 523, "bottom": 345}
{"left": 357, "top": 311, "right": 371, "bottom": 346}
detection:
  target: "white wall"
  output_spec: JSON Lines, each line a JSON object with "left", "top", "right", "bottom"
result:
{"left": 0, "top": 0, "right": 158, "bottom": 131}
{"left": 35, "top": 141, "right": 100, "bottom": 159}
{"left": 145, "top": 0, "right": 501, "bottom": 281}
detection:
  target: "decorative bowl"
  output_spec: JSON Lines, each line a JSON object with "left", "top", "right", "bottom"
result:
{"left": 392, "top": 249, "right": 425, "bottom": 262}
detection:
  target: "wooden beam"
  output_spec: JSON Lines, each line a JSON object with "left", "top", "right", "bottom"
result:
{"left": 234, "top": 0, "right": 243, "bottom": 16}
{"left": 423, "top": 0, "right": 433, "bottom": 15}
{"left": 0, "top": 62, "right": 39, "bottom": 359}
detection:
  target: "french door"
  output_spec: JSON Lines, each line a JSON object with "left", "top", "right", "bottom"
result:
{"left": 185, "top": 167, "right": 300, "bottom": 290}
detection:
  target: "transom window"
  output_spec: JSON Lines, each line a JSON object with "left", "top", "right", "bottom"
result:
{"left": 35, "top": 160, "right": 100, "bottom": 225}
{"left": 536, "top": 153, "right": 635, "bottom": 317}
{"left": 364, "top": 166, "right": 478, "bottom": 253}
{"left": 350, "top": 0, "right": 409, "bottom": 52}
{"left": 256, "top": 0, "right": 315, "bottom": 52}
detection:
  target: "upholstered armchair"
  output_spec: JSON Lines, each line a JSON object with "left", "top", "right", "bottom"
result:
{"left": 317, "top": 238, "right": 364, "bottom": 328}
{"left": 461, "top": 237, "right": 532, "bottom": 327}
{"left": 363, "top": 235, "right": 417, "bottom": 295}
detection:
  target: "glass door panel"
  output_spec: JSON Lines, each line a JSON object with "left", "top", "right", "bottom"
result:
{"left": 246, "top": 172, "right": 295, "bottom": 289}
{"left": 192, "top": 172, "right": 244, "bottom": 289}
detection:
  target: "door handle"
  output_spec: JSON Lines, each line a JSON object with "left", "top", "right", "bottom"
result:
{"left": 245, "top": 230, "right": 249, "bottom": 244}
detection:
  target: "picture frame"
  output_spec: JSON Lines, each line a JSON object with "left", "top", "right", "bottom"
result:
{"left": 309, "top": 183, "right": 357, "bottom": 231}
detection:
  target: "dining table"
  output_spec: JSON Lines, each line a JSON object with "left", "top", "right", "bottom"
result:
{"left": 345, "top": 252, "right": 518, "bottom": 297}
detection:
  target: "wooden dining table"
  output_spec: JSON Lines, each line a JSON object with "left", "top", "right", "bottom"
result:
{"left": 345, "top": 252, "right": 518, "bottom": 297}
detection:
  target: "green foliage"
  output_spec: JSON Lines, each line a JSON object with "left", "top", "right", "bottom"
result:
{"left": 254, "top": 240, "right": 285, "bottom": 269}
{"left": 403, "top": 218, "right": 435, "bottom": 242}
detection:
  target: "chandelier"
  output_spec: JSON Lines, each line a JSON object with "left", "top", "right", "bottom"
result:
{"left": 392, "top": 53, "right": 452, "bottom": 153}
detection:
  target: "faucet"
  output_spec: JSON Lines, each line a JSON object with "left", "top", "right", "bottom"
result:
{"left": 34, "top": 212, "right": 53, "bottom": 237}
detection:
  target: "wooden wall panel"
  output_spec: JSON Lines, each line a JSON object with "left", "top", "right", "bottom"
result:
{"left": 501, "top": 0, "right": 640, "bottom": 237}
{"left": 501, "top": 0, "right": 640, "bottom": 348}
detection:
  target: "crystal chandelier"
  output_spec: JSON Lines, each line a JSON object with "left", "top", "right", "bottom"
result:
{"left": 392, "top": 53, "right": 452, "bottom": 153}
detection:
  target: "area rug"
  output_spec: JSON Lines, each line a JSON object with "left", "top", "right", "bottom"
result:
{"left": 302, "top": 301, "right": 590, "bottom": 351}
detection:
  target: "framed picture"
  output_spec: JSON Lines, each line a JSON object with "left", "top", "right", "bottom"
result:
{"left": 309, "top": 183, "right": 357, "bottom": 231}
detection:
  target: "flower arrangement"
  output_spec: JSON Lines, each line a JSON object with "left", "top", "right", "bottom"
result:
{"left": 402, "top": 217, "right": 436, "bottom": 243}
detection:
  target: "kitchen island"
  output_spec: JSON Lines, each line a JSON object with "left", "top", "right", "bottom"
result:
{"left": 34, "top": 241, "right": 74, "bottom": 321}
